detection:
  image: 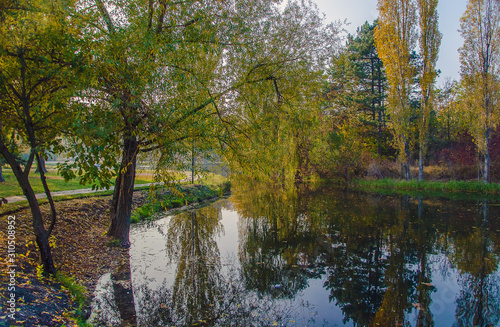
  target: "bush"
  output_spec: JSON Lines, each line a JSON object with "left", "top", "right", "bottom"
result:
{"left": 365, "top": 157, "right": 400, "bottom": 179}
{"left": 219, "top": 181, "right": 231, "bottom": 195}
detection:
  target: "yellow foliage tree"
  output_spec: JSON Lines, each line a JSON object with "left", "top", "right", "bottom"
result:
{"left": 374, "top": 0, "right": 418, "bottom": 180}
{"left": 0, "top": 0, "right": 77, "bottom": 275}
{"left": 459, "top": 0, "right": 500, "bottom": 183}
{"left": 417, "top": 0, "right": 442, "bottom": 180}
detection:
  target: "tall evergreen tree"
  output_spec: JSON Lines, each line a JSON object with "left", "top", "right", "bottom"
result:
{"left": 327, "top": 21, "right": 387, "bottom": 155}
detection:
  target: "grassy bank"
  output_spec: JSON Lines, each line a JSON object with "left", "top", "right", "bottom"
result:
{"left": 131, "top": 181, "right": 231, "bottom": 223}
{"left": 355, "top": 178, "right": 500, "bottom": 200}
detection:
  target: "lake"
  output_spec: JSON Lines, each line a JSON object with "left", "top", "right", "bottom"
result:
{"left": 89, "top": 183, "right": 500, "bottom": 326}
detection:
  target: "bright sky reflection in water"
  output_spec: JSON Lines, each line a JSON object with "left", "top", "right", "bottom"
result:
{"left": 100, "top": 186, "right": 500, "bottom": 326}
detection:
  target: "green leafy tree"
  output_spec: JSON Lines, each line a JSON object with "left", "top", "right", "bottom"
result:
{"left": 0, "top": 0, "right": 77, "bottom": 274}
{"left": 435, "top": 78, "right": 461, "bottom": 143}
{"left": 458, "top": 0, "right": 500, "bottom": 183}
{"left": 63, "top": 0, "right": 338, "bottom": 247}
{"left": 310, "top": 118, "right": 364, "bottom": 187}
{"left": 64, "top": 0, "right": 236, "bottom": 247}
{"left": 375, "top": 0, "right": 418, "bottom": 180}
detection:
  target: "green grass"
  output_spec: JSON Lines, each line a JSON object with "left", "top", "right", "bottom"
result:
{"left": 0, "top": 184, "right": 154, "bottom": 216}
{"left": 53, "top": 272, "right": 91, "bottom": 326}
{"left": 0, "top": 168, "right": 83, "bottom": 198}
{"left": 0, "top": 166, "right": 185, "bottom": 198}
{"left": 131, "top": 181, "right": 231, "bottom": 223}
{"left": 355, "top": 178, "right": 500, "bottom": 200}
{"left": 194, "top": 172, "right": 229, "bottom": 187}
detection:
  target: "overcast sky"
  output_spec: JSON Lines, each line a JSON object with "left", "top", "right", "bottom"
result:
{"left": 313, "top": 0, "right": 468, "bottom": 85}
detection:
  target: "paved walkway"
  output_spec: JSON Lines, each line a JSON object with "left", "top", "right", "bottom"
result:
{"left": 4, "top": 172, "right": 199, "bottom": 204}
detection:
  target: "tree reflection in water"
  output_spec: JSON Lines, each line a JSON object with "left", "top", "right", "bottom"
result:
{"left": 232, "top": 180, "right": 500, "bottom": 326}
{"left": 234, "top": 183, "right": 326, "bottom": 300}
{"left": 135, "top": 202, "right": 302, "bottom": 327}
{"left": 451, "top": 200, "right": 500, "bottom": 327}
{"left": 166, "top": 206, "right": 224, "bottom": 326}
{"left": 123, "top": 180, "right": 500, "bottom": 327}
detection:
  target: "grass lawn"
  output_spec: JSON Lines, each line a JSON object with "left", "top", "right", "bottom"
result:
{"left": 0, "top": 165, "right": 185, "bottom": 198}
{"left": 355, "top": 178, "right": 500, "bottom": 201}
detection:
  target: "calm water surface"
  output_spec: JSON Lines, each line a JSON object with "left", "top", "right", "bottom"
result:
{"left": 90, "top": 185, "right": 500, "bottom": 327}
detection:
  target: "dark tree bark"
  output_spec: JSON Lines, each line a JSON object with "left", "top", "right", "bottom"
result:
{"left": 35, "top": 156, "right": 47, "bottom": 173}
{"left": 107, "top": 132, "right": 138, "bottom": 247}
{"left": 0, "top": 139, "right": 56, "bottom": 275}
{"left": 36, "top": 153, "right": 57, "bottom": 236}
{"left": 402, "top": 140, "right": 411, "bottom": 181}
{"left": 0, "top": 165, "right": 5, "bottom": 182}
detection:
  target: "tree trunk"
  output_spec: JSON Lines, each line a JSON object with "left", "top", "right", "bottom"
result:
{"left": 418, "top": 146, "right": 424, "bottom": 181}
{"left": 0, "top": 141, "right": 56, "bottom": 275}
{"left": 402, "top": 140, "right": 411, "bottom": 181}
{"left": 108, "top": 133, "right": 138, "bottom": 247}
{"left": 0, "top": 165, "right": 5, "bottom": 182}
{"left": 36, "top": 153, "right": 57, "bottom": 236}
{"left": 35, "top": 156, "right": 47, "bottom": 173}
{"left": 377, "top": 110, "right": 382, "bottom": 156}
{"left": 191, "top": 143, "right": 195, "bottom": 185}
{"left": 483, "top": 128, "right": 490, "bottom": 184}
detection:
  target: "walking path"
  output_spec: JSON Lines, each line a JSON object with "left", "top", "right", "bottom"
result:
{"left": 4, "top": 172, "right": 199, "bottom": 204}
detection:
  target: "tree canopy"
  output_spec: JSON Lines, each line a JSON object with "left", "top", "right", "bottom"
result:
{"left": 0, "top": 0, "right": 79, "bottom": 274}
{"left": 459, "top": 0, "right": 500, "bottom": 183}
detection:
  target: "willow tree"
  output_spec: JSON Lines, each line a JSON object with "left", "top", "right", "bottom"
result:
{"left": 61, "top": 0, "right": 230, "bottom": 247}
{"left": 375, "top": 0, "right": 418, "bottom": 180}
{"left": 417, "top": 0, "right": 441, "bottom": 181}
{"left": 226, "top": 1, "right": 342, "bottom": 186}
{"left": 63, "top": 0, "right": 334, "bottom": 247}
{"left": 0, "top": 1, "right": 77, "bottom": 274}
{"left": 459, "top": 0, "right": 500, "bottom": 183}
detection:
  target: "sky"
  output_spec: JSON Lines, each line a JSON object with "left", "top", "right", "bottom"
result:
{"left": 313, "top": 0, "right": 468, "bottom": 85}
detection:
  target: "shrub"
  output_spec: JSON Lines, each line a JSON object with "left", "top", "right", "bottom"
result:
{"left": 365, "top": 157, "right": 400, "bottom": 179}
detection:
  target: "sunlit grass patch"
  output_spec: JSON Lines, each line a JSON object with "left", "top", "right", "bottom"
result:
{"left": 0, "top": 166, "right": 186, "bottom": 198}
{"left": 356, "top": 178, "right": 500, "bottom": 195}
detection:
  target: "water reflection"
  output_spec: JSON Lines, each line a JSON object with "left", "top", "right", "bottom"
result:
{"left": 130, "top": 201, "right": 301, "bottom": 327}
{"left": 235, "top": 184, "right": 324, "bottom": 300}
{"left": 230, "top": 180, "right": 500, "bottom": 326}
{"left": 93, "top": 181, "right": 500, "bottom": 326}
{"left": 166, "top": 207, "right": 224, "bottom": 326}
{"left": 452, "top": 200, "right": 500, "bottom": 327}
